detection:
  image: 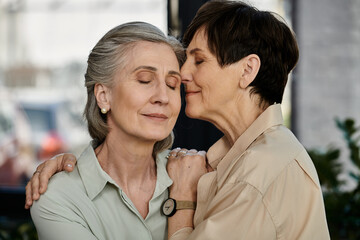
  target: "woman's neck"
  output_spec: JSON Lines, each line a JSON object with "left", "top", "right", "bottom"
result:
{"left": 94, "top": 131, "right": 157, "bottom": 219}
{"left": 209, "top": 93, "right": 266, "bottom": 146}
{"left": 95, "top": 132, "right": 156, "bottom": 188}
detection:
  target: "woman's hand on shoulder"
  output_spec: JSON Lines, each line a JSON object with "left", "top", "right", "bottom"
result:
{"left": 166, "top": 148, "right": 212, "bottom": 201}
{"left": 25, "top": 153, "right": 77, "bottom": 209}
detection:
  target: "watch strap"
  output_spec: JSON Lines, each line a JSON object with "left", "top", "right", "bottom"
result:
{"left": 176, "top": 200, "right": 197, "bottom": 210}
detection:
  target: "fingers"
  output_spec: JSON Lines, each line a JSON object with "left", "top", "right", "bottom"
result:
{"left": 61, "top": 153, "right": 77, "bottom": 173}
{"left": 24, "top": 153, "right": 78, "bottom": 209}
{"left": 177, "top": 148, "right": 188, "bottom": 157}
{"left": 25, "top": 181, "right": 33, "bottom": 209}
{"left": 38, "top": 153, "right": 76, "bottom": 194}
{"left": 168, "top": 148, "right": 213, "bottom": 175}
{"left": 168, "top": 147, "right": 181, "bottom": 158}
{"left": 25, "top": 165, "right": 43, "bottom": 209}
{"left": 168, "top": 148, "right": 201, "bottom": 158}
{"left": 31, "top": 165, "right": 45, "bottom": 199}
{"left": 37, "top": 155, "right": 61, "bottom": 194}
{"left": 168, "top": 148, "right": 206, "bottom": 158}
{"left": 197, "top": 150, "right": 206, "bottom": 157}
{"left": 194, "top": 150, "right": 213, "bottom": 172}
{"left": 168, "top": 148, "right": 209, "bottom": 173}
{"left": 167, "top": 148, "right": 208, "bottom": 201}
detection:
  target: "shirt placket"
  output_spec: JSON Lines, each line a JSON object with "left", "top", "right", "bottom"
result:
{"left": 119, "top": 189, "right": 153, "bottom": 239}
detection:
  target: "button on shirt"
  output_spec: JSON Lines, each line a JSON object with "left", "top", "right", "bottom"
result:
{"left": 171, "top": 104, "right": 330, "bottom": 240}
{"left": 31, "top": 143, "right": 172, "bottom": 240}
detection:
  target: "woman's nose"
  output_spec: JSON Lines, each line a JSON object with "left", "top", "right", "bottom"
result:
{"left": 151, "top": 82, "right": 169, "bottom": 105}
{"left": 180, "top": 60, "right": 193, "bottom": 84}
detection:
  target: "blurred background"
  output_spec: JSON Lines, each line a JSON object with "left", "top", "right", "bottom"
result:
{"left": 0, "top": 0, "right": 359, "bottom": 239}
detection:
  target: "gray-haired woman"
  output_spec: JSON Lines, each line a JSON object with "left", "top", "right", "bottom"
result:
{"left": 29, "top": 22, "right": 206, "bottom": 240}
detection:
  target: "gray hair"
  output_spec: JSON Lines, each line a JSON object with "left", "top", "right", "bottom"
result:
{"left": 83, "top": 21, "right": 185, "bottom": 157}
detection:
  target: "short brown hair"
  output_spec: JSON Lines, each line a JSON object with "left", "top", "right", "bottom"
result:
{"left": 183, "top": 0, "right": 299, "bottom": 107}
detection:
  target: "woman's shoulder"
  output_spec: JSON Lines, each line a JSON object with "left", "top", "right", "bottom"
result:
{"left": 48, "top": 167, "right": 84, "bottom": 193}
{"left": 229, "top": 127, "right": 306, "bottom": 192}
{"left": 30, "top": 166, "right": 91, "bottom": 222}
{"left": 33, "top": 167, "right": 86, "bottom": 206}
{"left": 42, "top": 143, "right": 96, "bottom": 198}
{"left": 29, "top": 167, "right": 98, "bottom": 238}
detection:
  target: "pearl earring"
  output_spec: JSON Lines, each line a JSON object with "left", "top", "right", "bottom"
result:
{"left": 101, "top": 108, "right": 107, "bottom": 114}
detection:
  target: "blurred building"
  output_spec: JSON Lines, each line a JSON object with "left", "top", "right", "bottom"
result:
{"left": 293, "top": 0, "right": 360, "bottom": 188}
{"left": 0, "top": 0, "right": 169, "bottom": 193}
{"left": 0, "top": 0, "right": 169, "bottom": 230}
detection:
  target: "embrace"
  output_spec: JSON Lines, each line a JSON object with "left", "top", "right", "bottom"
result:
{"left": 26, "top": 1, "right": 330, "bottom": 240}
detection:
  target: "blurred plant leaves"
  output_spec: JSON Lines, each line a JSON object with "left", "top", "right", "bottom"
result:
{"left": 308, "top": 118, "right": 360, "bottom": 239}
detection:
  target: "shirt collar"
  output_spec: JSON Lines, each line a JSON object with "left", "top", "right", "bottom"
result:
{"left": 77, "top": 141, "right": 113, "bottom": 200}
{"left": 77, "top": 141, "right": 172, "bottom": 200}
{"left": 207, "top": 104, "right": 284, "bottom": 183}
{"left": 77, "top": 141, "right": 111, "bottom": 200}
{"left": 153, "top": 149, "right": 173, "bottom": 198}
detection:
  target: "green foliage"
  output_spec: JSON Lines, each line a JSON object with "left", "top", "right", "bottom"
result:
{"left": 308, "top": 118, "right": 360, "bottom": 240}
{"left": 336, "top": 118, "right": 360, "bottom": 174}
{"left": 0, "top": 220, "right": 37, "bottom": 240}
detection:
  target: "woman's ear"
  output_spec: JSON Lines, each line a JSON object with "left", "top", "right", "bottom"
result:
{"left": 94, "top": 83, "right": 111, "bottom": 112}
{"left": 239, "top": 54, "right": 261, "bottom": 89}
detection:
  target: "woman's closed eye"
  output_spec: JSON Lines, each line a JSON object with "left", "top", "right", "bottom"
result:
{"left": 167, "top": 83, "right": 178, "bottom": 90}
{"left": 137, "top": 71, "right": 154, "bottom": 84}
{"left": 195, "top": 59, "right": 204, "bottom": 65}
{"left": 166, "top": 76, "right": 180, "bottom": 90}
{"left": 138, "top": 80, "right": 151, "bottom": 84}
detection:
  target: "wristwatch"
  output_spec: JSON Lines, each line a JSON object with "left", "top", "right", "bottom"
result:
{"left": 161, "top": 198, "right": 196, "bottom": 217}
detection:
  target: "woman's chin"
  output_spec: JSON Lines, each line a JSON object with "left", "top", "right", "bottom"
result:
{"left": 144, "top": 132, "right": 171, "bottom": 143}
{"left": 185, "top": 107, "right": 201, "bottom": 120}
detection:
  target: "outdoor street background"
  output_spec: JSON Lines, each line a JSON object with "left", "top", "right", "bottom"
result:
{"left": 0, "top": 0, "right": 359, "bottom": 239}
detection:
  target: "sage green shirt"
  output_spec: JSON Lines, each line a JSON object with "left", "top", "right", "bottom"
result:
{"left": 31, "top": 143, "right": 172, "bottom": 240}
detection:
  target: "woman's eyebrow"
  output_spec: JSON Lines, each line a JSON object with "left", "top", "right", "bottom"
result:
{"left": 168, "top": 70, "right": 181, "bottom": 77}
{"left": 188, "top": 48, "right": 202, "bottom": 55}
{"left": 132, "top": 65, "right": 157, "bottom": 73}
{"left": 133, "top": 65, "right": 180, "bottom": 78}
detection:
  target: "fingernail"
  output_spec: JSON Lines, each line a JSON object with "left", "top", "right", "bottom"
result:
{"left": 198, "top": 151, "right": 206, "bottom": 156}
{"left": 66, "top": 163, "right": 73, "bottom": 168}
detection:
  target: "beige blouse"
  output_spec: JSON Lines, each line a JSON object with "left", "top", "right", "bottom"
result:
{"left": 171, "top": 104, "right": 330, "bottom": 240}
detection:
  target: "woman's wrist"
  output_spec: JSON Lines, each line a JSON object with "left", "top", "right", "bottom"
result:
{"left": 169, "top": 188, "right": 197, "bottom": 202}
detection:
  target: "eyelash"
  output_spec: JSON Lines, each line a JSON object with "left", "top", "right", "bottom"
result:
{"left": 195, "top": 60, "right": 204, "bottom": 65}
{"left": 139, "top": 80, "right": 177, "bottom": 90}
{"left": 167, "top": 85, "right": 176, "bottom": 90}
{"left": 138, "top": 80, "right": 150, "bottom": 84}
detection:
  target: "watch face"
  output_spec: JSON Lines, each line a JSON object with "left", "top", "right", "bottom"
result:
{"left": 162, "top": 198, "right": 176, "bottom": 216}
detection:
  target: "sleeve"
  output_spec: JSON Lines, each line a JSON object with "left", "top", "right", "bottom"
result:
{"left": 30, "top": 193, "right": 99, "bottom": 240}
{"left": 170, "top": 182, "right": 277, "bottom": 240}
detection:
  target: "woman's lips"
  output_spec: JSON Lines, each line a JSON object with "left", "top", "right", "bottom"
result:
{"left": 143, "top": 113, "right": 168, "bottom": 121}
{"left": 185, "top": 91, "right": 200, "bottom": 97}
